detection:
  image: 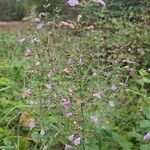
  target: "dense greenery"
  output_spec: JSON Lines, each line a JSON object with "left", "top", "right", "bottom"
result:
{"left": 0, "top": 0, "right": 149, "bottom": 21}
{"left": 0, "top": 0, "right": 150, "bottom": 150}
{"left": 0, "top": 0, "right": 29, "bottom": 21}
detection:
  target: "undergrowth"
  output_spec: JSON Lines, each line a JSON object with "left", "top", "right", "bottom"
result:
{"left": 0, "top": 4, "right": 150, "bottom": 150}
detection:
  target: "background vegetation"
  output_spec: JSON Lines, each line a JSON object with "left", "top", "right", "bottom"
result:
{"left": 0, "top": 0, "right": 150, "bottom": 150}
{"left": 0, "top": 0, "right": 149, "bottom": 22}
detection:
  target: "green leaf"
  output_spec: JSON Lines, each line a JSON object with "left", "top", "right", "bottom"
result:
{"left": 139, "top": 69, "right": 149, "bottom": 77}
{"left": 101, "top": 127, "right": 112, "bottom": 138}
{"left": 0, "top": 78, "right": 11, "bottom": 86}
{"left": 128, "top": 130, "right": 142, "bottom": 139}
{"left": 143, "top": 108, "right": 150, "bottom": 119}
{"left": 136, "top": 77, "right": 150, "bottom": 85}
{"left": 136, "top": 79, "right": 144, "bottom": 85}
{"left": 85, "top": 143, "right": 99, "bottom": 150}
{"left": 139, "top": 120, "right": 150, "bottom": 128}
{"left": 143, "top": 77, "right": 150, "bottom": 83}
{"left": 112, "top": 133, "right": 132, "bottom": 150}
{"left": 140, "top": 144, "right": 150, "bottom": 150}
{"left": 0, "top": 146, "right": 15, "bottom": 149}
{"left": 85, "top": 138, "right": 99, "bottom": 150}
{"left": 31, "top": 132, "right": 40, "bottom": 143}
{"left": 18, "top": 137, "right": 28, "bottom": 150}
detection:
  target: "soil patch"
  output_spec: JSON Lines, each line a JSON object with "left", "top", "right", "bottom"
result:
{"left": 0, "top": 22, "right": 34, "bottom": 31}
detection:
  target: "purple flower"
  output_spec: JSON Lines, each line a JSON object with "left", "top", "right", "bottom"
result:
{"left": 111, "top": 84, "right": 117, "bottom": 92}
{"left": 37, "top": 23, "right": 44, "bottom": 30}
{"left": 73, "top": 137, "right": 81, "bottom": 146}
{"left": 93, "top": 0, "right": 105, "bottom": 5}
{"left": 144, "top": 132, "right": 150, "bottom": 141}
{"left": 68, "top": 134, "right": 81, "bottom": 146}
{"left": 28, "top": 120, "right": 36, "bottom": 130}
{"left": 93, "top": 91, "right": 101, "bottom": 99}
{"left": 68, "top": 0, "right": 79, "bottom": 7}
{"left": 90, "top": 115, "right": 98, "bottom": 124}
{"left": 62, "top": 99, "right": 70, "bottom": 111}
{"left": 67, "top": 58, "right": 73, "bottom": 67}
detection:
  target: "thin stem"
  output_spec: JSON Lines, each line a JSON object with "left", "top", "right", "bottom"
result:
{"left": 79, "top": 29, "right": 85, "bottom": 150}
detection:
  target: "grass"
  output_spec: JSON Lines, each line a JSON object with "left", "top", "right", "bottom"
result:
{"left": 0, "top": 17, "right": 150, "bottom": 150}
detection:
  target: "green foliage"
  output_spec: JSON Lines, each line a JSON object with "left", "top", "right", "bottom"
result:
{"left": 0, "top": 0, "right": 32, "bottom": 21}
{"left": 0, "top": 1, "right": 150, "bottom": 149}
{"left": 0, "top": 0, "right": 149, "bottom": 22}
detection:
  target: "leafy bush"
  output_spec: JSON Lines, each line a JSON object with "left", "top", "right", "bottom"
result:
{"left": 0, "top": 0, "right": 32, "bottom": 21}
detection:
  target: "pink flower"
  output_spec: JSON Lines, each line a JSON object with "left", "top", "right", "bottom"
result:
{"left": 93, "top": 91, "right": 101, "bottom": 99}
{"left": 93, "top": 0, "right": 105, "bottom": 5}
{"left": 28, "top": 120, "right": 36, "bottom": 130}
{"left": 67, "top": 58, "right": 73, "bottom": 67}
{"left": 21, "top": 88, "right": 32, "bottom": 99}
{"left": 90, "top": 115, "right": 98, "bottom": 124}
{"left": 68, "top": 0, "right": 79, "bottom": 7}
{"left": 37, "top": 23, "right": 44, "bottom": 30}
{"left": 68, "top": 135, "right": 81, "bottom": 146}
{"left": 62, "top": 99, "right": 70, "bottom": 111}
{"left": 111, "top": 84, "right": 117, "bottom": 92}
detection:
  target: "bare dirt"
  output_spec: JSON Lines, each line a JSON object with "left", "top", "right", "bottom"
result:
{"left": 0, "top": 22, "right": 32, "bottom": 31}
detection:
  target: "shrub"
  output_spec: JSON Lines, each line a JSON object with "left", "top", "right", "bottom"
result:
{"left": 0, "top": 0, "right": 31, "bottom": 21}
